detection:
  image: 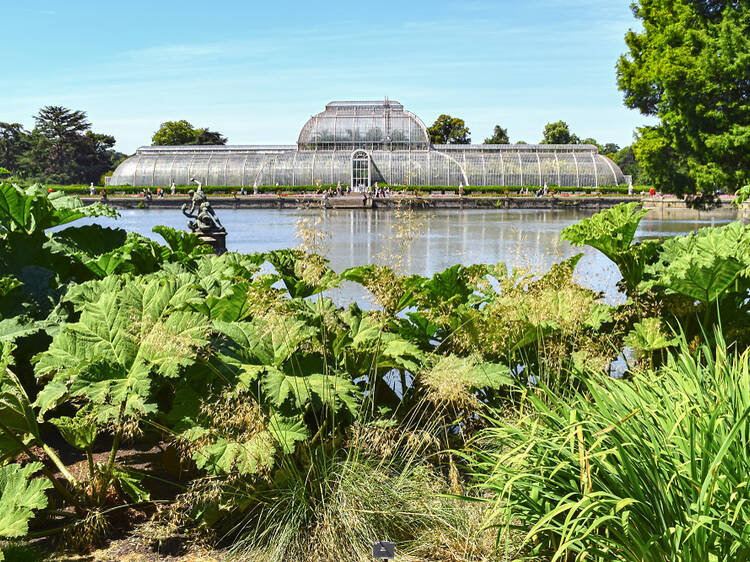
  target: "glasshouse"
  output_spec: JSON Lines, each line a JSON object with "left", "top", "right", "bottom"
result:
{"left": 109, "top": 100, "right": 625, "bottom": 188}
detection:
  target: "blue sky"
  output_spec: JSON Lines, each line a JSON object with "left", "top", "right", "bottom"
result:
{"left": 3, "top": 0, "right": 653, "bottom": 154}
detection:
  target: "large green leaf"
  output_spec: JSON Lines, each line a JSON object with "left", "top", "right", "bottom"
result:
{"left": 561, "top": 203, "right": 655, "bottom": 293}
{"left": 0, "top": 317, "right": 39, "bottom": 346}
{"left": 265, "top": 249, "right": 339, "bottom": 298}
{"left": 47, "top": 225, "right": 127, "bottom": 258}
{"left": 0, "top": 364, "right": 40, "bottom": 461}
{"left": 35, "top": 275, "right": 211, "bottom": 421}
{"left": 152, "top": 225, "right": 212, "bottom": 258}
{"left": 263, "top": 369, "right": 360, "bottom": 416}
{"left": 624, "top": 318, "right": 678, "bottom": 352}
{"left": 0, "top": 462, "right": 51, "bottom": 539}
{"left": 268, "top": 414, "right": 308, "bottom": 454}
{"left": 561, "top": 202, "right": 648, "bottom": 261}
{"left": 193, "top": 432, "right": 276, "bottom": 476}
{"left": 644, "top": 222, "right": 750, "bottom": 304}
{"left": 49, "top": 406, "right": 98, "bottom": 451}
{"left": 214, "top": 317, "right": 316, "bottom": 369}
{"left": 0, "top": 184, "right": 115, "bottom": 235}
{"left": 111, "top": 467, "right": 150, "bottom": 504}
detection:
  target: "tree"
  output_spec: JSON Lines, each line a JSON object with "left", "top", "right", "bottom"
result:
{"left": 541, "top": 121, "right": 580, "bottom": 145}
{"left": 12, "top": 107, "right": 122, "bottom": 184}
{"left": 152, "top": 121, "right": 228, "bottom": 146}
{"left": 195, "top": 128, "right": 227, "bottom": 145}
{"left": 617, "top": 0, "right": 750, "bottom": 194}
{"left": 484, "top": 125, "right": 509, "bottom": 144}
{"left": 0, "top": 123, "right": 29, "bottom": 174}
{"left": 427, "top": 115, "right": 470, "bottom": 144}
{"left": 76, "top": 132, "right": 126, "bottom": 184}
{"left": 32, "top": 106, "right": 90, "bottom": 181}
{"left": 613, "top": 145, "right": 650, "bottom": 185}
{"left": 602, "top": 143, "right": 621, "bottom": 156}
{"left": 580, "top": 137, "right": 603, "bottom": 153}
{"left": 152, "top": 120, "right": 197, "bottom": 146}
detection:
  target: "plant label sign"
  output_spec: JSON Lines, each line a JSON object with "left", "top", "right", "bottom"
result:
{"left": 372, "top": 540, "right": 395, "bottom": 559}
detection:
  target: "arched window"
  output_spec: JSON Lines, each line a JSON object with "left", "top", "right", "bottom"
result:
{"left": 351, "top": 150, "right": 370, "bottom": 189}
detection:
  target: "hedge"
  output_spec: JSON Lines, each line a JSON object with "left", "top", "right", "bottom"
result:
{"left": 49, "top": 184, "right": 640, "bottom": 196}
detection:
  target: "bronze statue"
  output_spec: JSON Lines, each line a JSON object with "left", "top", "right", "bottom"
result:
{"left": 182, "top": 189, "right": 225, "bottom": 234}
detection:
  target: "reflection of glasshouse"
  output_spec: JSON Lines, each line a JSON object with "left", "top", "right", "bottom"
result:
{"left": 109, "top": 100, "right": 625, "bottom": 188}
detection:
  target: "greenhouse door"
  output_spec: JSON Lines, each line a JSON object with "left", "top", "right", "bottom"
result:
{"left": 351, "top": 150, "right": 370, "bottom": 190}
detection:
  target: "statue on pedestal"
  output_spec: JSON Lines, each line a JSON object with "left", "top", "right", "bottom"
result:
{"left": 182, "top": 180, "right": 226, "bottom": 254}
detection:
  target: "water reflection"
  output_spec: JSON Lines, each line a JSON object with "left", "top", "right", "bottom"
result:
{"left": 77, "top": 208, "right": 736, "bottom": 306}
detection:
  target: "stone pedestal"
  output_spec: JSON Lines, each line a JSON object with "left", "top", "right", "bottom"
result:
{"left": 199, "top": 230, "right": 227, "bottom": 255}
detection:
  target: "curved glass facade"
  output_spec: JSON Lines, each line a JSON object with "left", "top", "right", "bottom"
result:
{"left": 297, "top": 100, "right": 430, "bottom": 151}
{"left": 110, "top": 100, "right": 625, "bottom": 188}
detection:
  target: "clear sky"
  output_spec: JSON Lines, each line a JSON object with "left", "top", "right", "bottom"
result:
{"left": 3, "top": 0, "right": 653, "bottom": 154}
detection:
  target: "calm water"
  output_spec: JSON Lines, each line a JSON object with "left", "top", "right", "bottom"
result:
{"left": 75, "top": 208, "right": 734, "bottom": 305}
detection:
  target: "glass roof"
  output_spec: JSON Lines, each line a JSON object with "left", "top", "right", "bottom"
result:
{"left": 297, "top": 99, "right": 430, "bottom": 151}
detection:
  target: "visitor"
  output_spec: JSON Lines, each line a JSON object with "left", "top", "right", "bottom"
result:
{"left": 100, "top": 188, "right": 107, "bottom": 200}
{"left": 649, "top": 186, "right": 655, "bottom": 197}
{"left": 459, "top": 183, "right": 464, "bottom": 197}
{"left": 543, "top": 182, "right": 548, "bottom": 195}
{"left": 628, "top": 181, "right": 633, "bottom": 196}
{"left": 240, "top": 186, "right": 246, "bottom": 195}
{"left": 157, "top": 187, "right": 163, "bottom": 198}
{"left": 171, "top": 183, "right": 176, "bottom": 195}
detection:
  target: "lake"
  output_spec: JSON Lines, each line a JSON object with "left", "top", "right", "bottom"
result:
{"left": 77, "top": 208, "right": 735, "bottom": 305}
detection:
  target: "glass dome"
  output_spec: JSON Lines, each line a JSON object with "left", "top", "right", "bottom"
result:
{"left": 296, "top": 100, "right": 430, "bottom": 151}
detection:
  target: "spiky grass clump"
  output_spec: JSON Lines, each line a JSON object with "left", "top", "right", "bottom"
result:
{"left": 229, "top": 451, "right": 498, "bottom": 562}
{"left": 474, "top": 330, "right": 750, "bottom": 561}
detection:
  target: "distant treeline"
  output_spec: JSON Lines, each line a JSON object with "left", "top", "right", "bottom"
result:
{"left": 0, "top": 106, "right": 126, "bottom": 185}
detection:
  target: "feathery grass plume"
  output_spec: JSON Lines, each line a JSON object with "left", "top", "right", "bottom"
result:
{"left": 378, "top": 204, "right": 430, "bottom": 274}
{"left": 294, "top": 215, "right": 329, "bottom": 256}
{"left": 472, "top": 329, "right": 750, "bottom": 560}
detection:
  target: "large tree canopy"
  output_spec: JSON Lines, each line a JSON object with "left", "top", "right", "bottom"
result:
{"left": 152, "top": 120, "right": 228, "bottom": 146}
{"left": 617, "top": 0, "right": 750, "bottom": 194}
{"left": 427, "top": 115, "right": 470, "bottom": 144}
